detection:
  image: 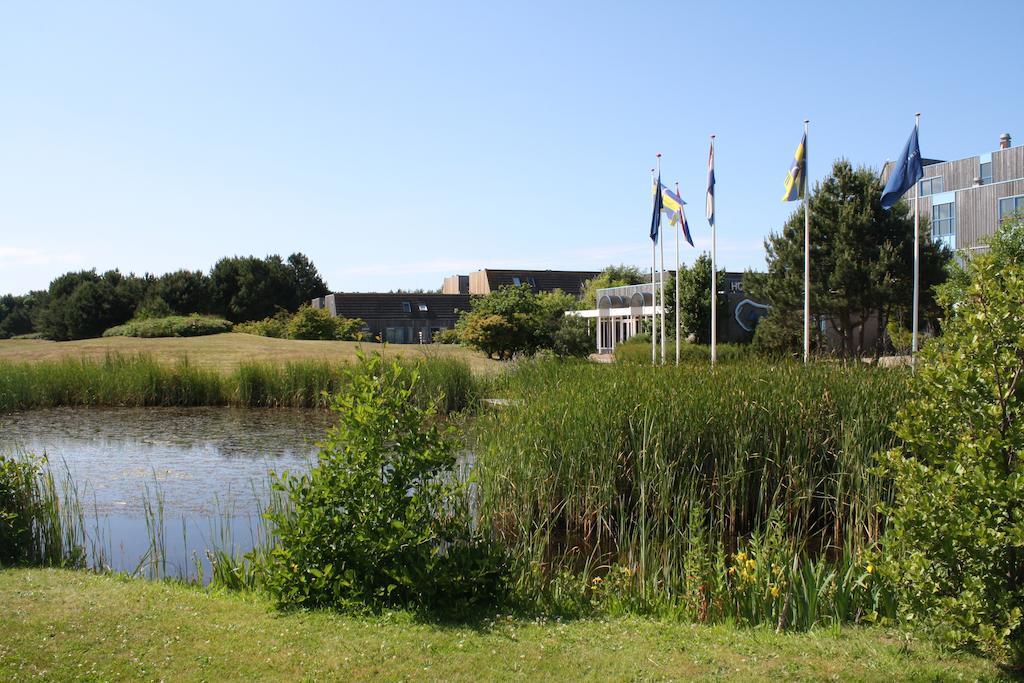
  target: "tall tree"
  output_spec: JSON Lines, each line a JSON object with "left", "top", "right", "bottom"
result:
{"left": 286, "top": 252, "right": 330, "bottom": 306}
{"left": 745, "top": 160, "right": 951, "bottom": 357}
{"left": 670, "top": 253, "right": 729, "bottom": 344}
{"left": 579, "top": 264, "right": 645, "bottom": 307}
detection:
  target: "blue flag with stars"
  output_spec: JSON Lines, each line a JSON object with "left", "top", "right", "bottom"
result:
{"left": 881, "top": 125, "right": 923, "bottom": 210}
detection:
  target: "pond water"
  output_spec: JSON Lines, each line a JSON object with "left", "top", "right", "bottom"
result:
{"left": 0, "top": 407, "right": 336, "bottom": 580}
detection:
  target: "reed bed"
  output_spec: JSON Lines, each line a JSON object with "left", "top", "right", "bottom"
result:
{"left": 0, "top": 353, "right": 478, "bottom": 414}
{"left": 473, "top": 359, "right": 908, "bottom": 625}
{"left": 0, "top": 454, "right": 87, "bottom": 568}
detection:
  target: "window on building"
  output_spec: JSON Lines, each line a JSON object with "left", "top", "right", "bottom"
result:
{"left": 401, "top": 301, "right": 411, "bottom": 313}
{"left": 999, "top": 195, "right": 1024, "bottom": 221}
{"left": 918, "top": 176, "right": 944, "bottom": 196}
{"left": 418, "top": 303, "right": 428, "bottom": 312}
{"left": 980, "top": 161, "right": 993, "bottom": 185}
{"left": 931, "top": 201, "right": 956, "bottom": 251}
{"left": 527, "top": 276, "right": 537, "bottom": 288}
{"left": 512, "top": 276, "right": 521, "bottom": 286}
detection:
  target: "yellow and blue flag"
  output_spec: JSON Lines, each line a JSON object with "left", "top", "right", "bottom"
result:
{"left": 782, "top": 132, "right": 807, "bottom": 202}
{"left": 659, "top": 184, "right": 693, "bottom": 247}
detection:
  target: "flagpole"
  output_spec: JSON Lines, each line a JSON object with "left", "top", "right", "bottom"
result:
{"left": 803, "top": 119, "right": 811, "bottom": 364}
{"left": 658, "top": 155, "right": 666, "bottom": 365}
{"left": 651, "top": 167, "right": 657, "bottom": 365}
{"left": 675, "top": 181, "right": 681, "bottom": 365}
{"left": 911, "top": 112, "right": 921, "bottom": 369}
{"left": 710, "top": 135, "right": 717, "bottom": 367}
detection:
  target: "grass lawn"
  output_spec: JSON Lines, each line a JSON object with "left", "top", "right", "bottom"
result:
{"left": 0, "top": 569, "right": 1008, "bottom": 682}
{"left": 0, "top": 333, "right": 502, "bottom": 375}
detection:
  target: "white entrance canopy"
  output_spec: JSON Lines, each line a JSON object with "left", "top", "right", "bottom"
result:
{"left": 566, "top": 282, "right": 661, "bottom": 355}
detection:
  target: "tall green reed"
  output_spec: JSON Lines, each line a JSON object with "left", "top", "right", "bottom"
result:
{"left": 473, "top": 358, "right": 907, "bottom": 625}
{"left": 0, "top": 454, "right": 87, "bottom": 568}
{"left": 0, "top": 353, "right": 478, "bottom": 414}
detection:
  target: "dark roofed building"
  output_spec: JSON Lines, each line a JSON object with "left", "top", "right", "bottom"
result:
{"left": 442, "top": 269, "right": 600, "bottom": 296}
{"left": 312, "top": 293, "right": 471, "bottom": 344}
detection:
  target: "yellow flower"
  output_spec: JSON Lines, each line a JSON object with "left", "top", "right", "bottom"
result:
{"left": 866, "top": 564, "right": 874, "bottom": 574}
{"left": 770, "top": 585, "right": 781, "bottom": 598}
{"left": 728, "top": 566, "right": 736, "bottom": 576}
{"left": 736, "top": 552, "right": 748, "bottom": 563}
{"left": 591, "top": 576, "right": 603, "bottom": 584}
{"left": 746, "top": 559, "right": 757, "bottom": 572}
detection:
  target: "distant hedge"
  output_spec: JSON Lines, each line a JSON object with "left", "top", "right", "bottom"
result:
{"left": 102, "top": 315, "right": 234, "bottom": 338}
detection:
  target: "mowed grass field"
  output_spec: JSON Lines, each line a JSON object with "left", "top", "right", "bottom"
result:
{"left": 0, "top": 570, "right": 1007, "bottom": 682}
{"left": 0, "top": 333, "right": 502, "bottom": 375}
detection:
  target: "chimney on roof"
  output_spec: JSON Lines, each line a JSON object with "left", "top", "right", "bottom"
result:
{"left": 1000, "top": 133, "right": 1011, "bottom": 150}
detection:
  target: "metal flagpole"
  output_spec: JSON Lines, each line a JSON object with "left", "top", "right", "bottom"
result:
{"left": 651, "top": 167, "right": 657, "bottom": 365}
{"left": 658, "top": 155, "right": 666, "bottom": 365}
{"left": 710, "top": 135, "right": 717, "bottom": 367}
{"left": 803, "top": 119, "right": 811, "bottom": 364}
{"left": 911, "top": 112, "right": 921, "bottom": 369}
{"left": 675, "top": 181, "right": 681, "bottom": 365}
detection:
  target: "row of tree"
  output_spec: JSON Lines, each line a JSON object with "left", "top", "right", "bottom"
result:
{"left": 0, "top": 253, "right": 329, "bottom": 341}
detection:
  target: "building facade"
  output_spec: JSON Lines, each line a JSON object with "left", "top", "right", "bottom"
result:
{"left": 883, "top": 133, "right": 1023, "bottom": 253}
{"left": 442, "top": 269, "right": 599, "bottom": 296}
{"left": 571, "top": 273, "right": 767, "bottom": 354}
{"left": 312, "top": 293, "right": 471, "bottom": 344}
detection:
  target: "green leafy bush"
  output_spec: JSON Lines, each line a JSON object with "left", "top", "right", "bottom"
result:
{"left": 0, "top": 455, "right": 84, "bottom": 567}
{"left": 0, "top": 457, "right": 36, "bottom": 565}
{"left": 102, "top": 315, "right": 234, "bottom": 338}
{"left": 235, "top": 306, "right": 363, "bottom": 341}
{"left": 233, "top": 310, "right": 291, "bottom": 338}
{"left": 879, "top": 218, "right": 1024, "bottom": 658}
{"left": 266, "top": 354, "right": 506, "bottom": 613}
{"left": 551, "top": 316, "right": 593, "bottom": 358}
{"left": 432, "top": 328, "right": 460, "bottom": 344}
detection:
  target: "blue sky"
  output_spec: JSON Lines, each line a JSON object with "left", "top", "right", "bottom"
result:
{"left": 1, "top": 1, "right": 1020, "bottom": 295}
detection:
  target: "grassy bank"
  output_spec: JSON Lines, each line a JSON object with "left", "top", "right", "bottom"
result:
{"left": 475, "top": 360, "right": 908, "bottom": 621}
{"left": 0, "top": 569, "right": 1004, "bottom": 682}
{"left": 0, "top": 354, "right": 479, "bottom": 413}
{"left": 0, "top": 333, "right": 501, "bottom": 375}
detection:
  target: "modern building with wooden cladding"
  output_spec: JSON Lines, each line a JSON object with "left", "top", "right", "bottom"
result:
{"left": 442, "top": 269, "right": 600, "bottom": 296}
{"left": 311, "top": 293, "right": 471, "bottom": 344}
{"left": 882, "top": 133, "right": 1023, "bottom": 253}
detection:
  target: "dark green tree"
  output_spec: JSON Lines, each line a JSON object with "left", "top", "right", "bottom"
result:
{"left": 668, "top": 253, "right": 729, "bottom": 345}
{"left": 286, "top": 252, "right": 330, "bottom": 305}
{"left": 209, "top": 256, "right": 294, "bottom": 322}
{"left": 151, "top": 269, "right": 212, "bottom": 315}
{"left": 745, "top": 160, "right": 951, "bottom": 357}
{"left": 580, "top": 264, "right": 646, "bottom": 307}
{"left": 36, "top": 270, "right": 144, "bottom": 340}
{"left": 0, "top": 292, "right": 47, "bottom": 338}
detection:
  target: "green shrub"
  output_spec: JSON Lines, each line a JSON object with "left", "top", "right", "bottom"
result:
{"left": 266, "top": 354, "right": 507, "bottom": 613}
{"left": 0, "top": 457, "right": 36, "bottom": 565}
{"left": 102, "top": 315, "right": 233, "bottom": 338}
{"left": 0, "top": 455, "right": 84, "bottom": 567}
{"left": 551, "top": 316, "right": 593, "bottom": 358}
{"left": 879, "top": 219, "right": 1024, "bottom": 657}
{"left": 235, "top": 307, "right": 363, "bottom": 341}
{"left": 432, "top": 328, "right": 460, "bottom": 345}
{"left": 233, "top": 312, "right": 290, "bottom": 338}
{"left": 286, "top": 305, "right": 340, "bottom": 340}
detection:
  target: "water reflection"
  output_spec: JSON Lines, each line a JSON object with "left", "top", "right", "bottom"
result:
{"left": 0, "top": 407, "right": 335, "bottom": 578}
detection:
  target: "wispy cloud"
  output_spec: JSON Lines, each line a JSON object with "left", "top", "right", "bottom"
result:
{"left": 0, "top": 246, "right": 81, "bottom": 267}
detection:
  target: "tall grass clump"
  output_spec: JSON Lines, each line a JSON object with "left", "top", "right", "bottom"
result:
{"left": 0, "top": 454, "right": 86, "bottom": 567}
{"left": 473, "top": 359, "right": 907, "bottom": 626}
